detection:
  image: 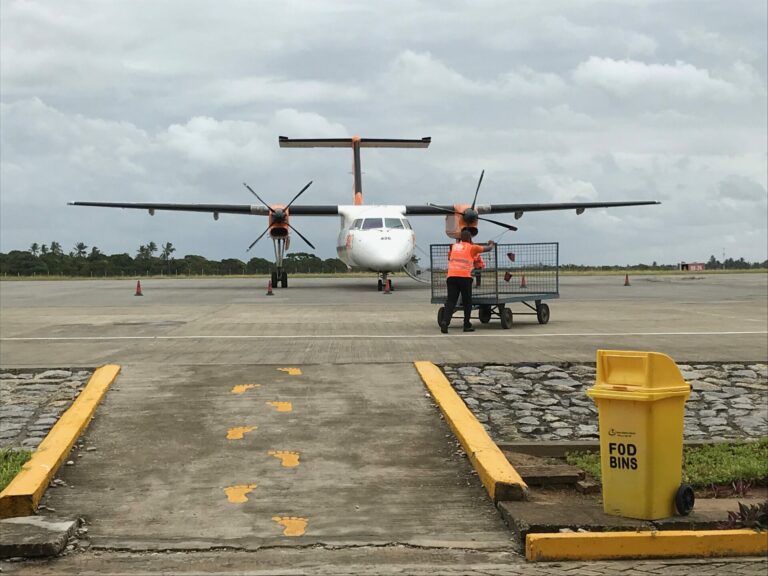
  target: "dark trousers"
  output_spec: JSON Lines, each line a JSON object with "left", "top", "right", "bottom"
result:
{"left": 444, "top": 276, "right": 473, "bottom": 327}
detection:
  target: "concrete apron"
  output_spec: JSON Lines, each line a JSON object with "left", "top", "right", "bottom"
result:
{"left": 40, "top": 362, "right": 512, "bottom": 551}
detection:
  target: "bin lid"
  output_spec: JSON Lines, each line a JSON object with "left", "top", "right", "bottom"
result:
{"left": 586, "top": 350, "right": 691, "bottom": 401}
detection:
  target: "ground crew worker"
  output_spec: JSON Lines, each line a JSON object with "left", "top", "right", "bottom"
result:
{"left": 441, "top": 229, "right": 495, "bottom": 333}
{"left": 473, "top": 253, "right": 485, "bottom": 287}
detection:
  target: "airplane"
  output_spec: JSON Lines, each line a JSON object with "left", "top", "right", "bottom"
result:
{"left": 69, "top": 135, "right": 660, "bottom": 291}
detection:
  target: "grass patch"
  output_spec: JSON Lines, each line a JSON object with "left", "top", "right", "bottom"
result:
{"left": 566, "top": 438, "right": 768, "bottom": 487}
{"left": 0, "top": 448, "right": 33, "bottom": 492}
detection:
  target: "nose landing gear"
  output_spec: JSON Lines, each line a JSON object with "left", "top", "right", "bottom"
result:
{"left": 377, "top": 273, "right": 393, "bottom": 292}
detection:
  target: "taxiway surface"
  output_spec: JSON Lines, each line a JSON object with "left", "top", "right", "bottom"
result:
{"left": 1, "top": 274, "right": 766, "bottom": 574}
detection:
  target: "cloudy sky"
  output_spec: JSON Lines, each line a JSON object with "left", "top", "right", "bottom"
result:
{"left": 2, "top": 0, "right": 766, "bottom": 265}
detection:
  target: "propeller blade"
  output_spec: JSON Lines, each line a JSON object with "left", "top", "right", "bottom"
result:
{"left": 477, "top": 215, "right": 518, "bottom": 231}
{"left": 287, "top": 223, "right": 316, "bottom": 250}
{"left": 426, "top": 202, "right": 460, "bottom": 216}
{"left": 243, "top": 182, "right": 272, "bottom": 212}
{"left": 285, "top": 180, "right": 313, "bottom": 209}
{"left": 246, "top": 226, "right": 271, "bottom": 251}
{"left": 471, "top": 170, "right": 484, "bottom": 210}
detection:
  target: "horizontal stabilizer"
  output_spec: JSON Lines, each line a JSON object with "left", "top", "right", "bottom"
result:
{"left": 279, "top": 136, "right": 431, "bottom": 148}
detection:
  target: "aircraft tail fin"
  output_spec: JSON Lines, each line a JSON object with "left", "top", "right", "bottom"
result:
{"left": 279, "top": 136, "right": 430, "bottom": 205}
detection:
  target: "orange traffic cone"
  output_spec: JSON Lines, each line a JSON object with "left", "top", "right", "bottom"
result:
{"left": 383, "top": 279, "right": 391, "bottom": 294}
{"left": 266, "top": 281, "right": 274, "bottom": 296}
{"left": 520, "top": 274, "right": 527, "bottom": 288}
{"left": 135, "top": 280, "right": 143, "bottom": 296}
{"left": 624, "top": 274, "right": 631, "bottom": 286}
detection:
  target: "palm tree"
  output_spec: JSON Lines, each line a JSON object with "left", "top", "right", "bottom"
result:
{"left": 73, "top": 242, "right": 88, "bottom": 258}
{"left": 29, "top": 243, "right": 40, "bottom": 257}
{"left": 41, "top": 244, "right": 49, "bottom": 255}
{"left": 147, "top": 241, "right": 158, "bottom": 257}
{"left": 136, "top": 245, "right": 150, "bottom": 259}
{"left": 161, "top": 242, "right": 176, "bottom": 274}
{"left": 50, "top": 241, "right": 63, "bottom": 256}
{"left": 160, "top": 242, "right": 175, "bottom": 261}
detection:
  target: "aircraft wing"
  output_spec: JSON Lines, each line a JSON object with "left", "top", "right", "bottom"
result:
{"left": 68, "top": 201, "right": 340, "bottom": 216}
{"left": 404, "top": 200, "right": 659, "bottom": 217}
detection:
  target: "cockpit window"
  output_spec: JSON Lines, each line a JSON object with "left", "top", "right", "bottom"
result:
{"left": 385, "top": 218, "right": 405, "bottom": 229}
{"left": 352, "top": 219, "right": 362, "bottom": 229}
{"left": 361, "top": 218, "right": 383, "bottom": 230}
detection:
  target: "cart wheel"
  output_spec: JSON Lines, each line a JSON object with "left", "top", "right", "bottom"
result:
{"left": 674, "top": 484, "right": 695, "bottom": 516}
{"left": 536, "top": 302, "right": 550, "bottom": 324}
{"left": 437, "top": 307, "right": 445, "bottom": 327}
{"left": 479, "top": 305, "right": 492, "bottom": 324}
{"left": 500, "top": 306, "right": 513, "bottom": 329}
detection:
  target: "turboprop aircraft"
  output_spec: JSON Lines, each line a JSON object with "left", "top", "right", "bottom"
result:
{"left": 69, "top": 135, "right": 660, "bottom": 290}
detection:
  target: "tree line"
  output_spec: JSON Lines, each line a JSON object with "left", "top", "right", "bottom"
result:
{"left": 560, "top": 255, "right": 767, "bottom": 272}
{"left": 0, "top": 242, "right": 349, "bottom": 277}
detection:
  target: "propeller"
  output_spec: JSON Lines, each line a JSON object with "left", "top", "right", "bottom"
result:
{"left": 243, "top": 181, "right": 316, "bottom": 251}
{"left": 428, "top": 170, "right": 518, "bottom": 232}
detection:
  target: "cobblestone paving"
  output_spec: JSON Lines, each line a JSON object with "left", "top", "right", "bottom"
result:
{"left": 0, "top": 369, "right": 93, "bottom": 450}
{"left": 442, "top": 362, "right": 768, "bottom": 442}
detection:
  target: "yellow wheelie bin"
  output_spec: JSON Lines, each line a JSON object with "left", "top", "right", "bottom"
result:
{"left": 586, "top": 350, "right": 693, "bottom": 520}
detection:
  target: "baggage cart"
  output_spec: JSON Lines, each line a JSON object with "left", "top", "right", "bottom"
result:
{"left": 430, "top": 242, "right": 559, "bottom": 329}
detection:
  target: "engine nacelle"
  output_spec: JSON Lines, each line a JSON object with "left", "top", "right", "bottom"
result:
{"left": 444, "top": 203, "right": 478, "bottom": 239}
{"left": 268, "top": 205, "right": 290, "bottom": 238}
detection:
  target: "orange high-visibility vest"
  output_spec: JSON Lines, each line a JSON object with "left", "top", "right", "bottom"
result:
{"left": 474, "top": 254, "right": 485, "bottom": 270}
{"left": 448, "top": 242, "right": 481, "bottom": 278}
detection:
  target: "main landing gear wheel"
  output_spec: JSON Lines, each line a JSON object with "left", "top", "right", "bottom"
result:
{"left": 479, "top": 305, "right": 492, "bottom": 324}
{"left": 378, "top": 279, "right": 383, "bottom": 292}
{"left": 674, "top": 484, "right": 695, "bottom": 516}
{"left": 281, "top": 270, "right": 288, "bottom": 288}
{"left": 271, "top": 271, "right": 278, "bottom": 288}
{"left": 536, "top": 302, "right": 550, "bottom": 325}
{"left": 500, "top": 306, "right": 513, "bottom": 329}
{"left": 437, "top": 306, "right": 446, "bottom": 327}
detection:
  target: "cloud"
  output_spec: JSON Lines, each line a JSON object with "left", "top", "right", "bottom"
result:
{"left": 537, "top": 175, "right": 599, "bottom": 202}
{"left": 203, "top": 77, "right": 367, "bottom": 106}
{"left": 718, "top": 175, "right": 767, "bottom": 202}
{"left": 384, "top": 51, "right": 565, "bottom": 101}
{"left": 572, "top": 57, "right": 746, "bottom": 101}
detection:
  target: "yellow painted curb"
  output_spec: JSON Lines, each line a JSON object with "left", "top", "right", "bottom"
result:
{"left": 0, "top": 364, "right": 121, "bottom": 518}
{"left": 414, "top": 361, "right": 528, "bottom": 502}
{"left": 526, "top": 529, "right": 768, "bottom": 561}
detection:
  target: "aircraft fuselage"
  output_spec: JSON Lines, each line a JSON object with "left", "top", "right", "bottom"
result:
{"left": 335, "top": 205, "right": 415, "bottom": 272}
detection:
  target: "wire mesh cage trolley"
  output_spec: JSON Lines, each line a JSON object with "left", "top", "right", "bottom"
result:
{"left": 430, "top": 242, "right": 559, "bottom": 329}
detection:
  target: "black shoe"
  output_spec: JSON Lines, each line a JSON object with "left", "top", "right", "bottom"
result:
{"left": 440, "top": 322, "right": 448, "bottom": 334}
{"left": 463, "top": 324, "right": 475, "bottom": 332}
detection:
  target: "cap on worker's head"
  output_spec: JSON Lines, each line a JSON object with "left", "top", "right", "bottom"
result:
{"left": 460, "top": 229, "right": 473, "bottom": 242}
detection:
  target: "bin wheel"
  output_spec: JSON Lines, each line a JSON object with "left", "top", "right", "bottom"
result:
{"left": 479, "top": 305, "right": 492, "bottom": 324}
{"left": 536, "top": 302, "right": 550, "bottom": 324}
{"left": 500, "top": 306, "right": 513, "bottom": 329}
{"left": 674, "top": 484, "right": 695, "bottom": 516}
{"left": 437, "top": 307, "right": 445, "bottom": 327}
